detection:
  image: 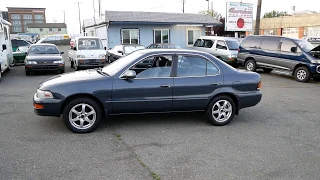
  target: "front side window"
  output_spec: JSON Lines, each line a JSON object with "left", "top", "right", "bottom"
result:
{"left": 78, "top": 38, "right": 103, "bottom": 50}
{"left": 28, "top": 45, "right": 60, "bottom": 54}
{"left": 12, "top": 40, "right": 29, "bottom": 46}
{"left": 187, "top": 29, "right": 200, "bottom": 45}
{"left": 216, "top": 40, "right": 227, "bottom": 50}
{"left": 280, "top": 39, "right": 298, "bottom": 53}
{"left": 177, "top": 55, "right": 219, "bottom": 77}
{"left": 204, "top": 40, "right": 214, "bottom": 48}
{"left": 154, "top": 29, "right": 169, "bottom": 43}
{"left": 130, "top": 55, "right": 173, "bottom": 78}
{"left": 121, "top": 29, "right": 139, "bottom": 44}
{"left": 194, "top": 39, "right": 204, "bottom": 47}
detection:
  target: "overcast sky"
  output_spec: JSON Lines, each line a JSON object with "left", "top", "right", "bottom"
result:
{"left": 1, "top": 0, "right": 319, "bottom": 34}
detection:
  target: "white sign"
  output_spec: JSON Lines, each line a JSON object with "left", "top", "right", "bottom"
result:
{"left": 225, "top": 2, "right": 253, "bottom": 31}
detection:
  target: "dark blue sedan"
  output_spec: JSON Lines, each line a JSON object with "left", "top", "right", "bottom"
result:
{"left": 33, "top": 49, "right": 262, "bottom": 133}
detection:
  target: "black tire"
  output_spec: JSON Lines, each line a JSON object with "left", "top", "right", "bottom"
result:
{"left": 206, "top": 95, "right": 236, "bottom": 126}
{"left": 25, "top": 71, "right": 30, "bottom": 76}
{"left": 62, "top": 97, "right": 103, "bottom": 133}
{"left": 245, "top": 59, "right": 257, "bottom": 72}
{"left": 262, "top": 68, "right": 273, "bottom": 73}
{"left": 70, "top": 61, "right": 74, "bottom": 68}
{"left": 294, "top": 66, "right": 310, "bottom": 83}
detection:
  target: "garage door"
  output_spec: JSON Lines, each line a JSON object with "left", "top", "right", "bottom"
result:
{"left": 282, "top": 28, "right": 299, "bottom": 38}
{"left": 306, "top": 26, "right": 320, "bottom": 37}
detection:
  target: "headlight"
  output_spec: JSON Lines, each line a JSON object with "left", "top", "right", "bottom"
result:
{"left": 53, "top": 60, "right": 64, "bottom": 64}
{"left": 26, "top": 61, "right": 37, "bottom": 64}
{"left": 99, "top": 54, "right": 106, "bottom": 58}
{"left": 36, "top": 89, "right": 53, "bottom": 99}
{"left": 311, "top": 60, "right": 320, "bottom": 64}
{"left": 77, "top": 55, "right": 85, "bottom": 58}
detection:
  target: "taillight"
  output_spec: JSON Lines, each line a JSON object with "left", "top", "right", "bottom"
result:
{"left": 257, "top": 81, "right": 262, "bottom": 90}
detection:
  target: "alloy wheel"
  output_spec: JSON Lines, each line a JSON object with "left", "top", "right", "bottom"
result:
{"left": 68, "top": 103, "right": 96, "bottom": 130}
{"left": 246, "top": 62, "right": 254, "bottom": 71}
{"left": 296, "top": 70, "right": 307, "bottom": 80}
{"left": 211, "top": 100, "right": 233, "bottom": 123}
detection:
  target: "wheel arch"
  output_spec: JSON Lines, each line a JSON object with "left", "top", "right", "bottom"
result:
{"left": 292, "top": 63, "right": 310, "bottom": 76}
{"left": 60, "top": 93, "right": 106, "bottom": 116}
{"left": 207, "top": 92, "right": 239, "bottom": 115}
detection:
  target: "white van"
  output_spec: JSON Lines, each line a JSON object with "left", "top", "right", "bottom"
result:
{"left": 68, "top": 36, "right": 107, "bottom": 70}
{"left": 191, "top": 36, "right": 240, "bottom": 67}
{"left": 0, "top": 16, "right": 13, "bottom": 81}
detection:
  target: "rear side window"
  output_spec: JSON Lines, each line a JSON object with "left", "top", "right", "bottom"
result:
{"left": 260, "top": 38, "right": 280, "bottom": 51}
{"left": 216, "top": 40, "right": 227, "bottom": 50}
{"left": 241, "top": 37, "right": 261, "bottom": 48}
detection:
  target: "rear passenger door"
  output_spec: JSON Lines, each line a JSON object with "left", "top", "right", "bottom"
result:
{"left": 172, "top": 54, "right": 223, "bottom": 111}
{"left": 256, "top": 37, "right": 281, "bottom": 67}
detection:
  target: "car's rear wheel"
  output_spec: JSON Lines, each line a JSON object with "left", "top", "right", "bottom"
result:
{"left": 245, "top": 59, "right": 257, "bottom": 72}
{"left": 294, "top": 66, "right": 310, "bottom": 83}
{"left": 207, "top": 96, "right": 236, "bottom": 126}
{"left": 63, "top": 97, "right": 102, "bottom": 133}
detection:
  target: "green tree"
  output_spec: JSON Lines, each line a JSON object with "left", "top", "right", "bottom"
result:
{"left": 199, "top": 10, "right": 222, "bottom": 20}
{"left": 263, "top": 10, "right": 289, "bottom": 18}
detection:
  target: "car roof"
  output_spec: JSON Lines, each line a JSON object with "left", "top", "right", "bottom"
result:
{"left": 134, "top": 48, "right": 211, "bottom": 55}
{"left": 245, "top": 35, "right": 302, "bottom": 41}
{"left": 75, "top": 36, "right": 100, "bottom": 40}
{"left": 198, "top": 36, "right": 238, "bottom": 41}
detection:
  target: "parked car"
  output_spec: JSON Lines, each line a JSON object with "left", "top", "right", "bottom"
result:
{"left": 191, "top": 36, "right": 240, "bottom": 67}
{"left": 146, "top": 43, "right": 182, "bottom": 49}
{"left": 25, "top": 44, "right": 65, "bottom": 75}
{"left": 33, "top": 49, "right": 262, "bottom": 133}
{"left": 107, "top": 44, "right": 145, "bottom": 63}
{"left": 69, "top": 36, "right": 107, "bottom": 70}
{"left": 11, "top": 39, "right": 31, "bottom": 52}
{"left": 238, "top": 35, "right": 320, "bottom": 82}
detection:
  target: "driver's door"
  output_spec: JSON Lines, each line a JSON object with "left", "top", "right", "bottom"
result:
{"left": 111, "top": 54, "right": 174, "bottom": 114}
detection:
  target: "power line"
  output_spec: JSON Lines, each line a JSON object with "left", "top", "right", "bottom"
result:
{"left": 142, "top": 0, "right": 182, "bottom": 11}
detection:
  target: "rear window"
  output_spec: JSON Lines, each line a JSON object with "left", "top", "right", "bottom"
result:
{"left": 241, "top": 37, "right": 261, "bottom": 48}
{"left": 12, "top": 40, "right": 29, "bottom": 47}
{"left": 225, "top": 40, "right": 240, "bottom": 50}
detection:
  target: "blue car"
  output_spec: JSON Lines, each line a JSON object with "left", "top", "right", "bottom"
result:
{"left": 238, "top": 35, "right": 320, "bottom": 82}
{"left": 33, "top": 49, "right": 262, "bottom": 133}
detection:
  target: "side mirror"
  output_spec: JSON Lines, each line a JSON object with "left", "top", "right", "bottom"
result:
{"left": 60, "top": 52, "right": 64, "bottom": 54}
{"left": 73, "top": 47, "right": 77, "bottom": 51}
{"left": 104, "top": 47, "right": 107, "bottom": 50}
{"left": 2, "top": 44, "right": 7, "bottom": 50}
{"left": 121, "top": 70, "right": 136, "bottom": 79}
{"left": 291, "top": 47, "right": 297, "bottom": 53}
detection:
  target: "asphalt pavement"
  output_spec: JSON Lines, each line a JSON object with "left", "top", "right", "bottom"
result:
{"left": 0, "top": 46, "right": 320, "bottom": 180}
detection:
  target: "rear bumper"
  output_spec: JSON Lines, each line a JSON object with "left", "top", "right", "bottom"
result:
{"left": 33, "top": 93, "right": 62, "bottom": 117}
{"left": 25, "top": 64, "right": 65, "bottom": 71}
{"left": 237, "top": 91, "right": 262, "bottom": 110}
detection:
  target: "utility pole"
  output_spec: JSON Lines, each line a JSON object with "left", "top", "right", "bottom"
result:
{"left": 93, "top": 0, "right": 96, "bottom": 24}
{"left": 75, "top": 1, "right": 82, "bottom": 34}
{"left": 182, "top": 0, "right": 185, "bottom": 13}
{"left": 63, "top": 10, "right": 66, "bottom": 23}
{"left": 254, "top": 0, "right": 262, "bottom": 35}
{"left": 206, "top": 0, "right": 209, "bottom": 12}
{"left": 98, "top": 0, "right": 101, "bottom": 17}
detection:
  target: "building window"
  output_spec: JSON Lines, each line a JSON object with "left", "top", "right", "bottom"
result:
{"left": 121, "top": 29, "right": 139, "bottom": 44}
{"left": 13, "top": 27, "right": 22, "bottom": 32}
{"left": 11, "top": 14, "right": 21, "bottom": 19}
{"left": 49, "top": 28, "right": 52, "bottom": 31}
{"left": 153, "top": 29, "right": 169, "bottom": 43}
{"left": 40, "top": 28, "right": 43, "bottom": 32}
{"left": 35, "top": 20, "right": 44, "bottom": 23}
{"left": 58, "top": 28, "right": 61, "bottom": 31}
{"left": 23, "top": 20, "right": 33, "bottom": 26}
{"left": 187, "top": 29, "right": 201, "bottom": 46}
{"left": 23, "top": 14, "right": 32, "bottom": 20}
{"left": 34, "top": 14, "right": 44, "bottom": 20}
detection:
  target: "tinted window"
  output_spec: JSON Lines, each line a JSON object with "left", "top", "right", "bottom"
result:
{"left": 12, "top": 40, "right": 29, "bottom": 46}
{"left": 280, "top": 39, "right": 297, "bottom": 52}
{"left": 177, "top": 55, "right": 219, "bottom": 77}
{"left": 194, "top": 39, "right": 204, "bottom": 47}
{"left": 216, "top": 40, "right": 227, "bottom": 50}
{"left": 225, "top": 40, "right": 240, "bottom": 50}
{"left": 241, "top": 37, "right": 261, "bottom": 48}
{"left": 260, "top": 38, "right": 280, "bottom": 51}
{"left": 204, "top": 40, "right": 213, "bottom": 48}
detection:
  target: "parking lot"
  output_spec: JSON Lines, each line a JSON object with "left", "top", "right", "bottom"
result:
{"left": 1, "top": 46, "right": 320, "bottom": 180}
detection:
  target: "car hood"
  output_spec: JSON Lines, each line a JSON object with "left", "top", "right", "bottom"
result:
{"left": 27, "top": 55, "right": 62, "bottom": 61}
{"left": 310, "top": 45, "right": 320, "bottom": 52}
{"left": 38, "top": 69, "right": 107, "bottom": 89}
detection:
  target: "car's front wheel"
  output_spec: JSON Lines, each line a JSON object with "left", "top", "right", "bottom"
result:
{"left": 207, "top": 96, "right": 236, "bottom": 126}
{"left": 63, "top": 97, "right": 103, "bottom": 133}
{"left": 294, "top": 66, "right": 310, "bottom": 83}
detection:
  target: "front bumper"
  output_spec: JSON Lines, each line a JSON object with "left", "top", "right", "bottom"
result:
{"left": 237, "top": 91, "right": 262, "bottom": 110}
{"left": 25, "top": 63, "right": 65, "bottom": 72}
{"left": 33, "top": 93, "right": 63, "bottom": 117}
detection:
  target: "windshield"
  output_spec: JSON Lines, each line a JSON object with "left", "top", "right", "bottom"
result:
{"left": 226, "top": 40, "right": 240, "bottom": 50}
{"left": 295, "top": 40, "right": 315, "bottom": 52}
{"left": 102, "top": 50, "right": 144, "bottom": 76}
{"left": 78, "top": 38, "right": 103, "bottom": 50}
{"left": 28, "top": 45, "right": 60, "bottom": 55}
{"left": 124, "top": 46, "right": 145, "bottom": 54}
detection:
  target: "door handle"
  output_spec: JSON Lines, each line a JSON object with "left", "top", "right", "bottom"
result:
{"left": 210, "top": 82, "right": 219, "bottom": 86}
{"left": 160, "top": 84, "right": 171, "bottom": 88}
